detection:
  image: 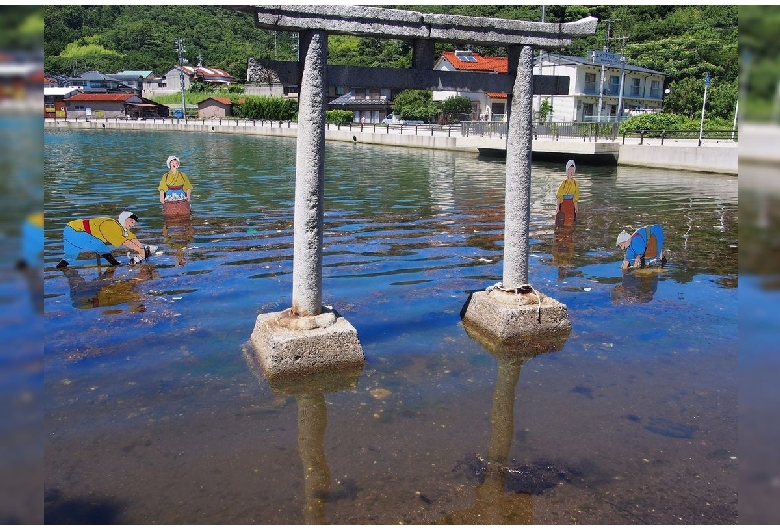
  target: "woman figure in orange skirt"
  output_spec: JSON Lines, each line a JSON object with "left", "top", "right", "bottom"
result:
{"left": 555, "top": 159, "right": 579, "bottom": 226}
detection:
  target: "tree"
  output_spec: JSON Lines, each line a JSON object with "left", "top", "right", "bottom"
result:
{"left": 392, "top": 89, "right": 440, "bottom": 122}
{"left": 538, "top": 98, "right": 553, "bottom": 123}
{"left": 441, "top": 95, "right": 472, "bottom": 122}
{"left": 663, "top": 77, "right": 704, "bottom": 119}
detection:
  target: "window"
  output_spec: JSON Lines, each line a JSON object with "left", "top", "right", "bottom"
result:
{"left": 630, "top": 77, "right": 640, "bottom": 97}
{"left": 584, "top": 72, "right": 597, "bottom": 93}
{"left": 609, "top": 75, "right": 620, "bottom": 95}
{"left": 582, "top": 103, "right": 594, "bottom": 119}
{"left": 650, "top": 80, "right": 661, "bottom": 99}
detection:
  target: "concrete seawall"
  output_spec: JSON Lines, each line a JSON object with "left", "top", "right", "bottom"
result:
{"left": 44, "top": 118, "right": 737, "bottom": 175}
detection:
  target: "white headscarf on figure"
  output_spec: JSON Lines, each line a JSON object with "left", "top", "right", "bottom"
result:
{"left": 616, "top": 230, "right": 631, "bottom": 246}
{"left": 118, "top": 211, "right": 138, "bottom": 235}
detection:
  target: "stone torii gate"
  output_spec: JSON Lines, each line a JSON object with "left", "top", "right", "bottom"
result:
{"left": 232, "top": 5, "right": 598, "bottom": 379}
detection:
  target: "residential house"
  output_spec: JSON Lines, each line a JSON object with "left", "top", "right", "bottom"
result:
{"left": 66, "top": 70, "right": 137, "bottom": 94}
{"left": 533, "top": 52, "right": 666, "bottom": 123}
{"left": 327, "top": 87, "right": 393, "bottom": 124}
{"left": 432, "top": 50, "right": 509, "bottom": 121}
{"left": 143, "top": 64, "right": 235, "bottom": 99}
{"left": 44, "top": 86, "right": 81, "bottom": 118}
{"left": 64, "top": 92, "right": 169, "bottom": 119}
{"left": 110, "top": 70, "right": 154, "bottom": 97}
{"left": 198, "top": 96, "right": 234, "bottom": 118}
{"left": 432, "top": 49, "right": 667, "bottom": 123}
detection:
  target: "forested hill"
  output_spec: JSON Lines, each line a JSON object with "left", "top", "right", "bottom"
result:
{"left": 44, "top": 5, "right": 738, "bottom": 120}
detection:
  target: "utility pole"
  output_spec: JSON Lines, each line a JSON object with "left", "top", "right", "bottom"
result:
{"left": 596, "top": 18, "right": 619, "bottom": 123}
{"left": 175, "top": 38, "right": 187, "bottom": 122}
{"left": 698, "top": 71, "right": 710, "bottom": 147}
{"left": 614, "top": 32, "right": 629, "bottom": 123}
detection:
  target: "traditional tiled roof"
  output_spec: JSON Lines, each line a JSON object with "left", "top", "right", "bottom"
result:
{"left": 486, "top": 92, "right": 507, "bottom": 99}
{"left": 439, "top": 51, "right": 508, "bottom": 74}
{"left": 329, "top": 91, "right": 388, "bottom": 106}
{"left": 200, "top": 96, "right": 232, "bottom": 105}
{"left": 65, "top": 93, "right": 137, "bottom": 102}
{"left": 179, "top": 65, "right": 234, "bottom": 81}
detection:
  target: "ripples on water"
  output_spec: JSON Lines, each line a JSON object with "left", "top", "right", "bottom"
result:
{"left": 42, "top": 129, "right": 738, "bottom": 524}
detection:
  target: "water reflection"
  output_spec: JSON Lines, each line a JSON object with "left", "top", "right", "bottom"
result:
{"left": 60, "top": 263, "right": 159, "bottom": 313}
{"left": 551, "top": 224, "right": 575, "bottom": 281}
{"left": 162, "top": 216, "right": 194, "bottom": 266}
{"left": 244, "top": 349, "right": 362, "bottom": 524}
{"left": 610, "top": 269, "right": 660, "bottom": 304}
{"left": 440, "top": 334, "right": 570, "bottom": 524}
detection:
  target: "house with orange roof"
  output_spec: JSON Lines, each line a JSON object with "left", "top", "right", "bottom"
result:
{"left": 433, "top": 50, "right": 510, "bottom": 121}
{"left": 143, "top": 63, "right": 235, "bottom": 99}
{"left": 64, "top": 92, "right": 169, "bottom": 119}
{"left": 198, "top": 96, "right": 234, "bottom": 118}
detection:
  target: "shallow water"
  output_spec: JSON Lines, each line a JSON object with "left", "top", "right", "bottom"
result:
{"left": 736, "top": 165, "right": 780, "bottom": 525}
{"left": 43, "top": 129, "right": 738, "bottom": 524}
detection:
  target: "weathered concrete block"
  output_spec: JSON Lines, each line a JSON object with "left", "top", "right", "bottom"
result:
{"left": 461, "top": 288, "right": 571, "bottom": 348}
{"left": 250, "top": 306, "right": 365, "bottom": 381}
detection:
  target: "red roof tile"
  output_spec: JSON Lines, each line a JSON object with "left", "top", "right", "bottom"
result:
{"left": 66, "top": 93, "right": 136, "bottom": 102}
{"left": 441, "top": 51, "right": 508, "bottom": 74}
{"left": 486, "top": 92, "right": 507, "bottom": 99}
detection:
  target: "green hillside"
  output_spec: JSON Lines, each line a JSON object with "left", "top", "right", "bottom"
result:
{"left": 44, "top": 5, "right": 743, "bottom": 120}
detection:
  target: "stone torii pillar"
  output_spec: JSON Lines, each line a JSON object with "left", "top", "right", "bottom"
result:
{"left": 461, "top": 46, "right": 572, "bottom": 344}
{"left": 292, "top": 30, "right": 326, "bottom": 317}
{"left": 250, "top": 30, "right": 364, "bottom": 381}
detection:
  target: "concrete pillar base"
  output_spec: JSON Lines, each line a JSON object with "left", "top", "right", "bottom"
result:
{"left": 461, "top": 287, "right": 571, "bottom": 350}
{"left": 250, "top": 305, "right": 365, "bottom": 381}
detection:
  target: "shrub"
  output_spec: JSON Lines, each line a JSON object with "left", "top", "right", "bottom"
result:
{"left": 325, "top": 110, "right": 354, "bottom": 124}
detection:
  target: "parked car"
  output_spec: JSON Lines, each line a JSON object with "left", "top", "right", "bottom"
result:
{"left": 172, "top": 108, "right": 184, "bottom": 119}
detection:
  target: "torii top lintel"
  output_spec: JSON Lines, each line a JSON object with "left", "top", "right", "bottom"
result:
{"left": 226, "top": 5, "right": 598, "bottom": 48}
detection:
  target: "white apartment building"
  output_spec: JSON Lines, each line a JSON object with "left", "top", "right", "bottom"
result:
{"left": 534, "top": 52, "right": 667, "bottom": 123}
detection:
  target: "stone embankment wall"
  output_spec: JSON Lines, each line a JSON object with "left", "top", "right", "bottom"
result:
{"left": 44, "top": 118, "right": 737, "bottom": 175}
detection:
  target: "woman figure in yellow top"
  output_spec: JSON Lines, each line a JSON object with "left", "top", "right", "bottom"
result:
{"left": 159, "top": 155, "right": 193, "bottom": 217}
{"left": 555, "top": 159, "right": 579, "bottom": 226}
{"left": 158, "top": 155, "right": 193, "bottom": 204}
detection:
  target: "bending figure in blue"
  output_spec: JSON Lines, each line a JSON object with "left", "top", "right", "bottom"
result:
{"left": 615, "top": 224, "right": 667, "bottom": 271}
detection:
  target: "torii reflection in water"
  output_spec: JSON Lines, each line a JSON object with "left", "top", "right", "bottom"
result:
{"left": 442, "top": 324, "right": 571, "bottom": 524}
{"left": 243, "top": 348, "right": 362, "bottom": 524}
{"left": 242, "top": 325, "right": 568, "bottom": 524}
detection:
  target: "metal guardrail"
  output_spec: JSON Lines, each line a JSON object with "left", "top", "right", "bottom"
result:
{"left": 46, "top": 117, "right": 739, "bottom": 146}
{"left": 621, "top": 129, "right": 739, "bottom": 145}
